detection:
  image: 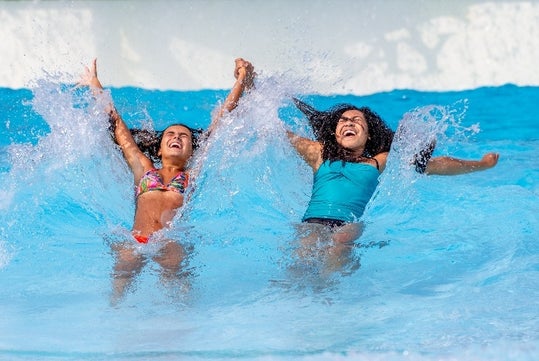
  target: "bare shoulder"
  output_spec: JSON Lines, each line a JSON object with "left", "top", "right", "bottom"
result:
{"left": 286, "top": 131, "right": 323, "bottom": 170}
{"left": 374, "top": 152, "right": 389, "bottom": 171}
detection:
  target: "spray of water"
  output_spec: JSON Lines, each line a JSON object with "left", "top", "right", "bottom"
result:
{"left": 361, "top": 100, "right": 480, "bottom": 243}
{"left": 172, "top": 73, "right": 312, "bottom": 244}
{"left": 0, "top": 76, "right": 133, "bottom": 263}
{"left": 0, "top": 70, "right": 483, "bottom": 279}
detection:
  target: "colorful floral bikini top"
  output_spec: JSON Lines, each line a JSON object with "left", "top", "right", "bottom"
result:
{"left": 135, "top": 168, "right": 189, "bottom": 198}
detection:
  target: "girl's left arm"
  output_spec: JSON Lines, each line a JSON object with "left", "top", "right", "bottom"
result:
{"left": 425, "top": 152, "right": 499, "bottom": 175}
{"left": 206, "top": 58, "right": 255, "bottom": 136}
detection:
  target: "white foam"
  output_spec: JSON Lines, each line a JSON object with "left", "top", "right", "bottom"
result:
{"left": 0, "top": 239, "right": 12, "bottom": 269}
{"left": 1, "top": 1, "right": 538, "bottom": 94}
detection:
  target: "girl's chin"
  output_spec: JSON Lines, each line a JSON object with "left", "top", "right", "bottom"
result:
{"left": 340, "top": 141, "right": 362, "bottom": 149}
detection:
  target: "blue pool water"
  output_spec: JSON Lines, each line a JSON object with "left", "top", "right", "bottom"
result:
{"left": 0, "top": 76, "right": 538, "bottom": 361}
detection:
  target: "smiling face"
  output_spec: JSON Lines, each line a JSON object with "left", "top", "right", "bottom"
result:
{"left": 157, "top": 124, "right": 194, "bottom": 162}
{"left": 334, "top": 110, "right": 369, "bottom": 153}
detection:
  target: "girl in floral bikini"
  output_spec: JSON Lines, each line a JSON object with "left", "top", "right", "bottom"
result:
{"left": 79, "top": 58, "right": 255, "bottom": 303}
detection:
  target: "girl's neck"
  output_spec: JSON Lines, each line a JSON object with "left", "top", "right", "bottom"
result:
{"left": 160, "top": 161, "right": 187, "bottom": 173}
{"left": 342, "top": 147, "right": 366, "bottom": 161}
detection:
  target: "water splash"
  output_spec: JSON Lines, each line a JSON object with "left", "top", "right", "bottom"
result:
{"left": 362, "top": 101, "right": 480, "bottom": 236}
{"left": 1, "top": 74, "right": 537, "bottom": 360}
{"left": 0, "top": 76, "right": 133, "bottom": 258}
{"left": 174, "top": 74, "right": 311, "bottom": 245}
{"left": 0, "top": 239, "right": 13, "bottom": 269}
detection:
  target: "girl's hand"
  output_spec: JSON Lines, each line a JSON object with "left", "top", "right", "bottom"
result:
{"left": 78, "top": 58, "right": 103, "bottom": 89}
{"left": 481, "top": 152, "right": 499, "bottom": 168}
{"left": 234, "top": 58, "right": 255, "bottom": 89}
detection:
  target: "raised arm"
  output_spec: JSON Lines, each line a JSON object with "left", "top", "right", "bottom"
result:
{"left": 425, "top": 152, "right": 499, "bottom": 175}
{"left": 79, "top": 59, "right": 151, "bottom": 178}
{"left": 206, "top": 58, "right": 255, "bottom": 135}
{"left": 286, "top": 130, "right": 323, "bottom": 171}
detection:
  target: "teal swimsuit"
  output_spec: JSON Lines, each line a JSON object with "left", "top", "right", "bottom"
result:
{"left": 303, "top": 160, "right": 380, "bottom": 224}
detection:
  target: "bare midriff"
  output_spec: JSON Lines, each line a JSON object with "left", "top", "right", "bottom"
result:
{"left": 132, "top": 191, "right": 184, "bottom": 237}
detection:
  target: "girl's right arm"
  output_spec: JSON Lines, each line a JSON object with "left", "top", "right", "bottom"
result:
{"left": 286, "top": 130, "right": 323, "bottom": 171}
{"left": 79, "top": 59, "right": 152, "bottom": 178}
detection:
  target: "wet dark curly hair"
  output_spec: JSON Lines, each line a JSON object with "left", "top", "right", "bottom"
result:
{"left": 293, "top": 98, "right": 395, "bottom": 162}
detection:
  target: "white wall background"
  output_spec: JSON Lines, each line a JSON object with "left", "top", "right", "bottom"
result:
{"left": 1, "top": 0, "right": 538, "bottom": 94}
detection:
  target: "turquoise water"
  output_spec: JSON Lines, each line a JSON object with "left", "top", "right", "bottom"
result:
{"left": 0, "top": 77, "right": 538, "bottom": 360}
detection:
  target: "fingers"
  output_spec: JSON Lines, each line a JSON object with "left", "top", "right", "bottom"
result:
{"left": 91, "top": 58, "right": 98, "bottom": 76}
{"left": 234, "top": 57, "right": 254, "bottom": 79}
{"left": 483, "top": 152, "right": 500, "bottom": 167}
{"left": 235, "top": 57, "right": 249, "bottom": 67}
{"left": 76, "top": 58, "right": 100, "bottom": 89}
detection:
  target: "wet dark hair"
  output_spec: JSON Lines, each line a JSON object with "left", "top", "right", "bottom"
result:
{"left": 293, "top": 98, "right": 394, "bottom": 162}
{"left": 109, "top": 119, "right": 203, "bottom": 163}
{"left": 412, "top": 139, "right": 436, "bottom": 174}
